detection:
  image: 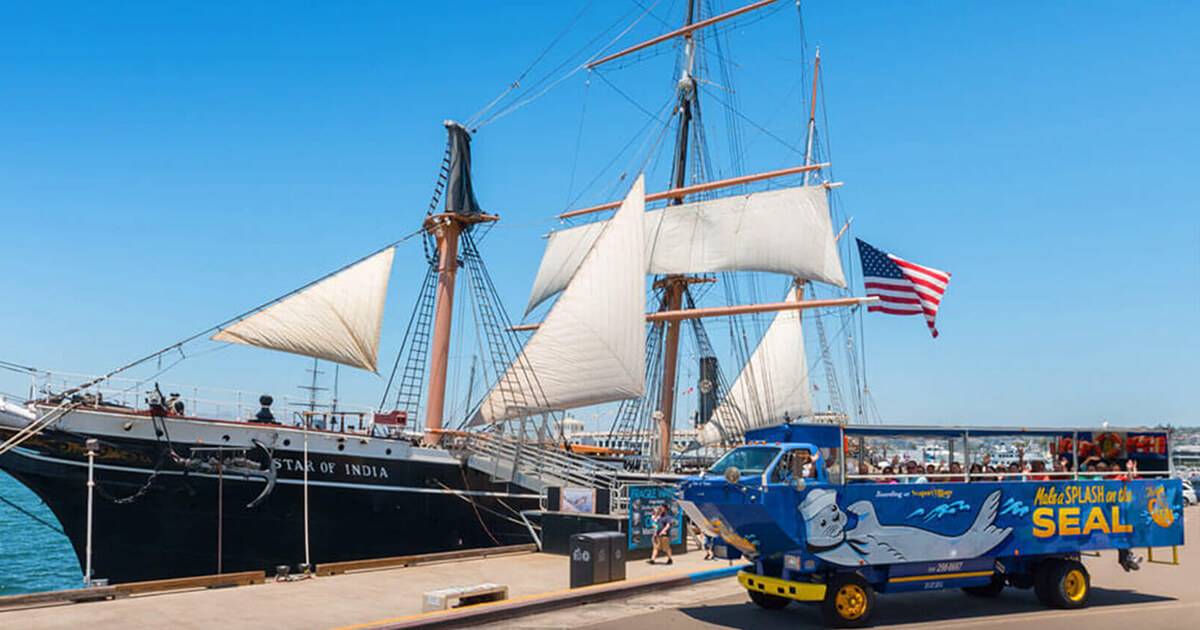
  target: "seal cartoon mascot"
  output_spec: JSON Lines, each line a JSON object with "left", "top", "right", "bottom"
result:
{"left": 800, "top": 489, "right": 1012, "bottom": 566}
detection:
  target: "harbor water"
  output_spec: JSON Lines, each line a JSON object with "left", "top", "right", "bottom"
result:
{"left": 0, "top": 470, "right": 81, "bottom": 595}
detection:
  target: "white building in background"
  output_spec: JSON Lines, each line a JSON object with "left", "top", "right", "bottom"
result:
{"left": 1175, "top": 444, "right": 1200, "bottom": 470}
{"left": 566, "top": 428, "right": 701, "bottom": 453}
{"left": 555, "top": 417, "right": 586, "bottom": 438}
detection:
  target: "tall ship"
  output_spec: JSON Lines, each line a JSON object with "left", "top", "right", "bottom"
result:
{"left": 0, "top": 0, "right": 875, "bottom": 585}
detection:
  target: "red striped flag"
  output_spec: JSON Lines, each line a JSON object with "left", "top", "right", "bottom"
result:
{"left": 856, "top": 239, "right": 951, "bottom": 338}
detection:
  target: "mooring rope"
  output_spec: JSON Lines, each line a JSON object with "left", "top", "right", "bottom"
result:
{"left": 0, "top": 401, "right": 81, "bottom": 459}
{"left": 0, "top": 493, "right": 66, "bottom": 536}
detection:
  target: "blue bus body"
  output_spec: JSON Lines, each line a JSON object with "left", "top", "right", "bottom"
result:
{"left": 680, "top": 424, "right": 1185, "bottom": 624}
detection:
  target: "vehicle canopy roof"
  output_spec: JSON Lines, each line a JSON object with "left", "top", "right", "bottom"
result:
{"left": 745, "top": 423, "right": 1171, "bottom": 447}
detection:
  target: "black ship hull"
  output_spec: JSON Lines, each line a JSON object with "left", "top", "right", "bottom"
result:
{"left": 0, "top": 425, "right": 538, "bottom": 584}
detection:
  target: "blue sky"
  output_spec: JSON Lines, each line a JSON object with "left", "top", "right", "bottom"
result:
{"left": 0, "top": 1, "right": 1196, "bottom": 428}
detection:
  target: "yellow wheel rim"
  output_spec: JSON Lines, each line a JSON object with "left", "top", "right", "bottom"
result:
{"left": 835, "top": 584, "right": 867, "bottom": 620}
{"left": 1064, "top": 569, "right": 1087, "bottom": 602}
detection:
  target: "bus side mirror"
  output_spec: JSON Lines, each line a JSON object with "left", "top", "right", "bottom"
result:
{"left": 725, "top": 466, "right": 742, "bottom": 484}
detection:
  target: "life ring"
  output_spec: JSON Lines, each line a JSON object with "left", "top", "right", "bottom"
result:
{"left": 1096, "top": 432, "right": 1123, "bottom": 459}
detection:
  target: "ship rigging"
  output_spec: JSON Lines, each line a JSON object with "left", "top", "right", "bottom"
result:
{"left": 0, "top": 0, "right": 882, "bottom": 584}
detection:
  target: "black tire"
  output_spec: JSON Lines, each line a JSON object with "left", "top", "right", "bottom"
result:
{"left": 747, "top": 588, "right": 791, "bottom": 610}
{"left": 1044, "top": 559, "right": 1091, "bottom": 609}
{"left": 961, "top": 575, "right": 1004, "bottom": 597}
{"left": 1033, "top": 559, "right": 1061, "bottom": 607}
{"left": 821, "top": 573, "right": 876, "bottom": 628}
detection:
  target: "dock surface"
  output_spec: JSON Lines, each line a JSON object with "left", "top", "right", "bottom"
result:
{"left": 5, "top": 511, "right": 1195, "bottom": 630}
{"left": 0, "top": 544, "right": 723, "bottom": 630}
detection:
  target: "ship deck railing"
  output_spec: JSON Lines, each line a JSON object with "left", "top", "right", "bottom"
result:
{"left": 29, "top": 370, "right": 375, "bottom": 424}
{"left": 21, "top": 370, "right": 425, "bottom": 441}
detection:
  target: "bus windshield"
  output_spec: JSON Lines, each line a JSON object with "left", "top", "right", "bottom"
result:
{"left": 708, "top": 446, "right": 781, "bottom": 477}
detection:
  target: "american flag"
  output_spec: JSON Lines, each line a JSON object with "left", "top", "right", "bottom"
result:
{"left": 856, "top": 238, "right": 951, "bottom": 338}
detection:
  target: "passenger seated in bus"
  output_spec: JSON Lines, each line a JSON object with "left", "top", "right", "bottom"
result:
{"left": 904, "top": 460, "right": 927, "bottom": 483}
{"left": 968, "top": 462, "right": 987, "bottom": 481}
{"left": 793, "top": 449, "right": 817, "bottom": 479}
{"left": 947, "top": 461, "right": 965, "bottom": 482}
{"left": 975, "top": 454, "right": 994, "bottom": 481}
{"left": 1028, "top": 460, "right": 1051, "bottom": 481}
{"left": 1003, "top": 462, "right": 1022, "bottom": 481}
{"left": 880, "top": 465, "right": 898, "bottom": 484}
{"left": 772, "top": 449, "right": 817, "bottom": 484}
{"left": 1113, "top": 459, "right": 1139, "bottom": 481}
{"left": 1051, "top": 457, "right": 1071, "bottom": 479}
{"left": 852, "top": 462, "right": 872, "bottom": 483}
{"left": 1083, "top": 461, "right": 1109, "bottom": 480}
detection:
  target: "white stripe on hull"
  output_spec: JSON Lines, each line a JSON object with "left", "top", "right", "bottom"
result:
{"left": 9, "top": 447, "right": 540, "bottom": 500}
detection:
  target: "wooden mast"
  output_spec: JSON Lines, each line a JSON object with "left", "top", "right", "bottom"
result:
{"left": 653, "top": 0, "right": 699, "bottom": 474}
{"left": 423, "top": 212, "right": 497, "bottom": 445}
{"left": 804, "top": 47, "right": 820, "bottom": 186}
{"left": 422, "top": 121, "right": 499, "bottom": 445}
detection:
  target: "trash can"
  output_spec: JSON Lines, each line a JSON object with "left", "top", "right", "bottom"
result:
{"left": 603, "top": 531, "right": 626, "bottom": 581}
{"left": 569, "top": 532, "right": 610, "bottom": 588}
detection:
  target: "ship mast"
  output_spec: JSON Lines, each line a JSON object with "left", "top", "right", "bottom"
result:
{"left": 653, "top": 0, "right": 699, "bottom": 474}
{"left": 803, "top": 47, "right": 820, "bottom": 187}
{"left": 423, "top": 122, "right": 498, "bottom": 445}
{"left": 802, "top": 47, "right": 845, "bottom": 420}
{"left": 576, "top": 0, "right": 872, "bottom": 469}
{"left": 494, "top": 1, "right": 878, "bottom": 454}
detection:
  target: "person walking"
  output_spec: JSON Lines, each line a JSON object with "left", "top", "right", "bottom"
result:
{"left": 647, "top": 505, "right": 674, "bottom": 565}
{"left": 689, "top": 523, "right": 714, "bottom": 560}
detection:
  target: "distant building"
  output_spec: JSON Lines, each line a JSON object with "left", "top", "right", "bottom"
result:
{"left": 1174, "top": 444, "right": 1200, "bottom": 469}
{"left": 555, "top": 417, "right": 585, "bottom": 438}
{"left": 813, "top": 410, "right": 849, "bottom": 425}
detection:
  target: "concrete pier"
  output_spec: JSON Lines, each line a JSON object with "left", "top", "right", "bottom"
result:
{"left": 0, "top": 542, "right": 729, "bottom": 630}
{"left": 4, "top": 513, "right": 1193, "bottom": 630}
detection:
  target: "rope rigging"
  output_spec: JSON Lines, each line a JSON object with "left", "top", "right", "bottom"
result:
{"left": 32, "top": 225, "right": 426, "bottom": 413}
{"left": 460, "top": 231, "right": 563, "bottom": 439}
{"left": 473, "top": 0, "right": 666, "bottom": 130}
{"left": 0, "top": 493, "right": 66, "bottom": 537}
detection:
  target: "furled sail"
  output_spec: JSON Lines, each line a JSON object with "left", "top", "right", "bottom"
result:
{"left": 211, "top": 248, "right": 396, "bottom": 371}
{"left": 526, "top": 185, "right": 844, "bottom": 313}
{"left": 696, "top": 285, "right": 811, "bottom": 445}
{"left": 474, "top": 176, "right": 647, "bottom": 424}
{"left": 443, "top": 120, "right": 484, "bottom": 216}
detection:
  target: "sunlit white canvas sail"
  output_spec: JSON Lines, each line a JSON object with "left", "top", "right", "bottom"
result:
{"left": 211, "top": 248, "right": 396, "bottom": 371}
{"left": 697, "top": 285, "right": 811, "bottom": 445}
{"left": 474, "top": 177, "right": 647, "bottom": 424}
{"left": 526, "top": 185, "right": 844, "bottom": 313}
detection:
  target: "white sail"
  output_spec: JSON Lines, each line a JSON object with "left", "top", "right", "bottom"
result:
{"left": 211, "top": 248, "right": 396, "bottom": 371}
{"left": 527, "top": 185, "right": 844, "bottom": 313}
{"left": 474, "top": 176, "right": 647, "bottom": 424}
{"left": 697, "top": 286, "right": 811, "bottom": 445}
